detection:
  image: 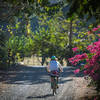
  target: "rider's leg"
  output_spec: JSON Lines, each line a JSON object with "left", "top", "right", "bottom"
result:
{"left": 56, "top": 77, "right": 59, "bottom": 88}
{"left": 57, "top": 77, "right": 58, "bottom": 83}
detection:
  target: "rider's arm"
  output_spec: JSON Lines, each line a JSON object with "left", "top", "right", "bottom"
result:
{"left": 58, "top": 62, "right": 63, "bottom": 72}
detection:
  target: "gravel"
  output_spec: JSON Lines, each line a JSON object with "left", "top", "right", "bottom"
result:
{"left": 0, "top": 65, "right": 95, "bottom": 100}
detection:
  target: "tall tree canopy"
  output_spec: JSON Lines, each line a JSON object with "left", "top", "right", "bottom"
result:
{"left": 1, "top": 0, "right": 100, "bottom": 24}
{"left": 63, "top": 0, "right": 100, "bottom": 24}
{"left": 0, "top": 0, "right": 63, "bottom": 23}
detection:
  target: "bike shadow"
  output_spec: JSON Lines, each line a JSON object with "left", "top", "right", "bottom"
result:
{"left": 27, "top": 93, "right": 54, "bottom": 99}
{"left": 59, "top": 78, "right": 73, "bottom": 84}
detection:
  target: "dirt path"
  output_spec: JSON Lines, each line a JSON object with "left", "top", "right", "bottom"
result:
{"left": 0, "top": 65, "right": 91, "bottom": 100}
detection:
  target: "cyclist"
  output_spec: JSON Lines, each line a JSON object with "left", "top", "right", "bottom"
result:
{"left": 46, "top": 56, "right": 63, "bottom": 89}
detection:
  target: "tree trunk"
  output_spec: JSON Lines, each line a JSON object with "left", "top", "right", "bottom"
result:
{"left": 67, "top": 19, "right": 73, "bottom": 66}
{"left": 69, "top": 19, "right": 73, "bottom": 54}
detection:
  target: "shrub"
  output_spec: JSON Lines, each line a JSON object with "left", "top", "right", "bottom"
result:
{"left": 69, "top": 25, "right": 100, "bottom": 92}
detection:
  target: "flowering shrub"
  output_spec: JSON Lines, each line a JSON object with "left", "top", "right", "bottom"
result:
{"left": 69, "top": 25, "right": 100, "bottom": 92}
{"left": 72, "top": 47, "right": 79, "bottom": 52}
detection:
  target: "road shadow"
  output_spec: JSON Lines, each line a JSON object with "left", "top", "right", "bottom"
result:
{"left": 0, "top": 65, "right": 84, "bottom": 85}
{"left": 60, "top": 66, "right": 84, "bottom": 78}
{"left": 27, "top": 94, "right": 53, "bottom": 99}
{"left": 0, "top": 64, "right": 49, "bottom": 85}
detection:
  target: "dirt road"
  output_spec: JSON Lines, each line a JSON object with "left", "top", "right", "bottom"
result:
{"left": 0, "top": 65, "right": 85, "bottom": 100}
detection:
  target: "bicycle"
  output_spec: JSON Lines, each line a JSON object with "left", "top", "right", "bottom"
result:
{"left": 51, "top": 76, "right": 58, "bottom": 95}
{"left": 48, "top": 70, "right": 60, "bottom": 96}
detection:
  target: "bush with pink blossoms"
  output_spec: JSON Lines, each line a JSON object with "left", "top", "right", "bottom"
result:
{"left": 72, "top": 47, "right": 79, "bottom": 52}
{"left": 69, "top": 26, "right": 100, "bottom": 92}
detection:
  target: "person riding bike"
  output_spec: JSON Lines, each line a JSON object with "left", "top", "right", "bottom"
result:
{"left": 47, "top": 56, "right": 63, "bottom": 89}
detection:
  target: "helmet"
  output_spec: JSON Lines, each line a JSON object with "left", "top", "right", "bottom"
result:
{"left": 51, "top": 56, "right": 56, "bottom": 60}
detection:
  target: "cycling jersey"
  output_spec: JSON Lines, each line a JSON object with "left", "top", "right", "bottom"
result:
{"left": 49, "top": 60, "right": 60, "bottom": 71}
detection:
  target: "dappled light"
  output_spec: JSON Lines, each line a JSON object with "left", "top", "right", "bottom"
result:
{"left": 0, "top": 65, "right": 76, "bottom": 85}
{"left": 0, "top": 0, "right": 100, "bottom": 100}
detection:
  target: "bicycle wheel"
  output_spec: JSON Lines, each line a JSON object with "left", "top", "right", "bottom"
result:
{"left": 52, "top": 77, "right": 57, "bottom": 95}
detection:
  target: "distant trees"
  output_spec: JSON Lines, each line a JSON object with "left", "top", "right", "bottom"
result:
{"left": 0, "top": 9, "right": 93, "bottom": 68}
{"left": 1, "top": 0, "right": 100, "bottom": 23}
{"left": 0, "top": 0, "right": 100, "bottom": 68}
{"left": 0, "top": 0, "right": 62, "bottom": 23}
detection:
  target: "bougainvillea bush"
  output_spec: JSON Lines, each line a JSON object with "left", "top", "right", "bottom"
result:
{"left": 69, "top": 26, "right": 100, "bottom": 92}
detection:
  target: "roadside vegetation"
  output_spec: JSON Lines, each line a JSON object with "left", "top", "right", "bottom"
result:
{"left": 0, "top": 0, "right": 100, "bottom": 99}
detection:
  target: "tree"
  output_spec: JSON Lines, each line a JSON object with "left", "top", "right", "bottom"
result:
{"left": 64, "top": 0, "right": 100, "bottom": 24}
{"left": 0, "top": 30, "right": 8, "bottom": 69}
{"left": 0, "top": 0, "right": 63, "bottom": 23}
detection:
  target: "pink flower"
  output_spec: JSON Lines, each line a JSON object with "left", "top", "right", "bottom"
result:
{"left": 84, "top": 70, "right": 90, "bottom": 75}
{"left": 87, "top": 45, "right": 93, "bottom": 51}
{"left": 89, "top": 59, "right": 95, "bottom": 66}
{"left": 86, "top": 59, "right": 89, "bottom": 62}
{"left": 93, "top": 41, "right": 100, "bottom": 45}
{"left": 68, "top": 58, "right": 74, "bottom": 62}
{"left": 92, "top": 28, "right": 98, "bottom": 31}
{"left": 84, "top": 64, "right": 90, "bottom": 68}
{"left": 97, "top": 25, "right": 100, "bottom": 28}
{"left": 80, "top": 53, "right": 88, "bottom": 59}
{"left": 74, "top": 54, "right": 82, "bottom": 59}
{"left": 90, "top": 48, "right": 97, "bottom": 53}
{"left": 72, "top": 47, "right": 78, "bottom": 52}
{"left": 74, "top": 69, "right": 80, "bottom": 74}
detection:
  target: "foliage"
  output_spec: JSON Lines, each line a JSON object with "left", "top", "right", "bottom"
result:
{"left": 0, "top": 23, "right": 35, "bottom": 69}
{"left": 0, "top": 6, "right": 96, "bottom": 67}
{"left": 0, "top": 0, "right": 63, "bottom": 24}
{"left": 34, "top": 12, "right": 73, "bottom": 64}
{"left": 6, "top": 35, "right": 35, "bottom": 63}
{"left": 32, "top": 12, "right": 93, "bottom": 65}
{"left": 65, "top": 0, "right": 100, "bottom": 24}
{"left": 3, "top": 0, "right": 100, "bottom": 24}
{"left": 0, "top": 30, "right": 8, "bottom": 69}
{"left": 69, "top": 25, "right": 100, "bottom": 92}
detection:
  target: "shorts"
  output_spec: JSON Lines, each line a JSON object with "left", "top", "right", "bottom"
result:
{"left": 49, "top": 70, "right": 60, "bottom": 77}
